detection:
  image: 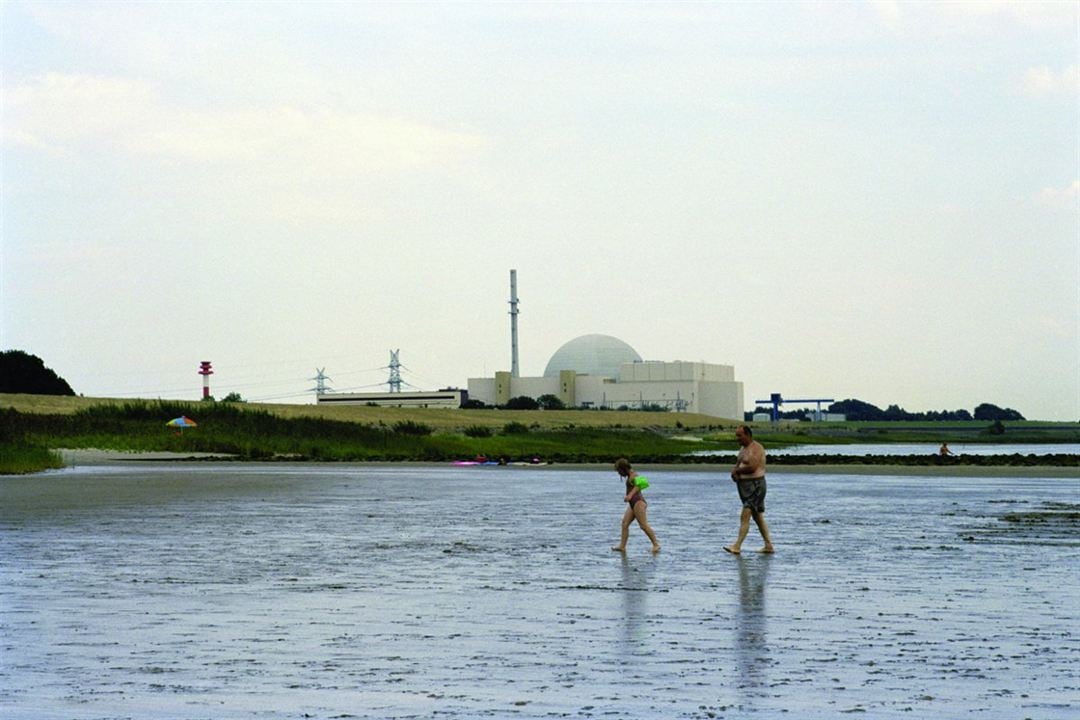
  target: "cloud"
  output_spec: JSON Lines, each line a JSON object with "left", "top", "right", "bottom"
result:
{"left": 1016, "top": 65, "right": 1080, "bottom": 98}
{"left": 1036, "top": 180, "right": 1080, "bottom": 210}
{"left": 937, "top": 1, "right": 1077, "bottom": 27}
{"left": 871, "top": 0, "right": 1077, "bottom": 34}
{"left": 2, "top": 72, "right": 487, "bottom": 173}
{"left": 2, "top": 73, "right": 157, "bottom": 154}
{"left": 127, "top": 107, "right": 485, "bottom": 173}
{"left": 1033, "top": 314, "right": 1077, "bottom": 340}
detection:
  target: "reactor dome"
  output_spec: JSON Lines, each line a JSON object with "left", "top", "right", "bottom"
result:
{"left": 543, "top": 334, "right": 642, "bottom": 378}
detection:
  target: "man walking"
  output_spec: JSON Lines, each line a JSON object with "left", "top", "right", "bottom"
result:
{"left": 724, "top": 425, "right": 775, "bottom": 555}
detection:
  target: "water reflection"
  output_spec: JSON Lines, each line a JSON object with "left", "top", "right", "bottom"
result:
{"left": 619, "top": 554, "right": 650, "bottom": 654}
{"left": 735, "top": 556, "right": 770, "bottom": 693}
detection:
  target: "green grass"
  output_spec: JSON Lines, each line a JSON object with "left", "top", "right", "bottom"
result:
{"left": 0, "top": 393, "right": 735, "bottom": 431}
{"left": 2, "top": 394, "right": 1076, "bottom": 473}
{"left": 0, "top": 444, "right": 63, "bottom": 474}
{"left": 0, "top": 401, "right": 726, "bottom": 466}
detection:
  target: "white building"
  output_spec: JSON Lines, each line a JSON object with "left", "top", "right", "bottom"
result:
{"left": 467, "top": 334, "right": 744, "bottom": 419}
{"left": 316, "top": 389, "right": 466, "bottom": 409}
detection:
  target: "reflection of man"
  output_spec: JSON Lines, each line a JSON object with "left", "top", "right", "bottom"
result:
{"left": 724, "top": 425, "right": 775, "bottom": 555}
{"left": 735, "top": 556, "right": 770, "bottom": 693}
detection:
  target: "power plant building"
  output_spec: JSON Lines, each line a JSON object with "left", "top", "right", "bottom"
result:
{"left": 468, "top": 334, "right": 744, "bottom": 419}
{"left": 316, "top": 389, "right": 466, "bottom": 409}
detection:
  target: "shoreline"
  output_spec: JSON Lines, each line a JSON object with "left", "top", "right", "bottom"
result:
{"left": 54, "top": 449, "right": 1079, "bottom": 477}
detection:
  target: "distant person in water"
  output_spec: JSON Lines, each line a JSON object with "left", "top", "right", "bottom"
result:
{"left": 939, "top": 443, "right": 955, "bottom": 457}
{"left": 611, "top": 458, "right": 661, "bottom": 554}
{"left": 724, "top": 425, "right": 775, "bottom": 555}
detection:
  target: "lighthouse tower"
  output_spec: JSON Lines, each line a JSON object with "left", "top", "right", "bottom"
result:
{"left": 198, "top": 361, "right": 213, "bottom": 400}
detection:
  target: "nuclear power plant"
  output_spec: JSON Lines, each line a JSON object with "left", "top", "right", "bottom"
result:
{"left": 317, "top": 270, "right": 745, "bottom": 419}
{"left": 467, "top": 334, "right": 743, "bottom": 418}
{"left": 466, "top": 271, "right": 744, "bottom": 419}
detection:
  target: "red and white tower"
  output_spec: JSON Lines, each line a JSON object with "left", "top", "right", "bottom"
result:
{"left": 198, "top": 361, "right": 213, "bottom": 400}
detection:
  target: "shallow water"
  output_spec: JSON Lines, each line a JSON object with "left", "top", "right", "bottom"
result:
{"left": 1, "top": 464, "right": 1077, "bottom": 719}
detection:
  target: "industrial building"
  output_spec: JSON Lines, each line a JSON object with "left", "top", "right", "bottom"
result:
{"left": 467, "top": 334, "right": 744, "bottom": 419}
{"left": 315, "top": 272, "right": 745, "bottom": 419}
{"left": 316, "top": 389, "right": 466, "bottom": 409}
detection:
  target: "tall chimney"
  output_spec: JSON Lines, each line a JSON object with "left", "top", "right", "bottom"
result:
{"left": 509, "top": 269, "right": 520, "bottom": 378}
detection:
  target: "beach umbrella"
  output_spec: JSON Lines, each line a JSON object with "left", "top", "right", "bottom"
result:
{"left": 167, "top": 416, "right": 197, "bottom": 433}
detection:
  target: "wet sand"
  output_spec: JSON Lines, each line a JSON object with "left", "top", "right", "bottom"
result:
{"left": 2, "top": 464, "right": 1076, "bottom": 718}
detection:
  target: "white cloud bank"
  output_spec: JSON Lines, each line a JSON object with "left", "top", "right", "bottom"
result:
{"left": 1036, "top": 180, "right": 1080, "bottom": 210}
{"left": 2, "top": 73, "right": 486, "bottom": 173}
{"left": 871, "top": 0, "right": 1077, "bottom": 33}
{"left": 1016, "top": 65, "right": 1080, "bottom": 97}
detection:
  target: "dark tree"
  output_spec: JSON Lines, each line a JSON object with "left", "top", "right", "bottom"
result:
{"left": 504, "top": 396, "right": 539, "bottom": 410}
{"left": 973, "top": 403, "right": 1025, "bottom": 421}
{"left": 828, "top": 399, "right": 886, "bottom": 421}
{"left": 0, "top": 350, "right": 75, "bottom": 395}
{"left": 536, "top": 394, "right": 566, "bottom": 410}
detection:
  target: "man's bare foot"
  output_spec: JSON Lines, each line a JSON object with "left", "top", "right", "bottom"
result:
{"left": 723, "top": 546, "right": 741, "bottom": 555}
{"left": 611, "top": 546, "right": 626, "bottom": 552}
{"left": 651, "top": 544, "right": 661, "bottom": 554}
{"left": 758, "top": 546, "right": 775, "bottom": 554}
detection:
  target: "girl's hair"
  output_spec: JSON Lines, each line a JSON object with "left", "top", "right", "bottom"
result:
{"left": 614, "top": 457, "right": 632, "bottom": 475}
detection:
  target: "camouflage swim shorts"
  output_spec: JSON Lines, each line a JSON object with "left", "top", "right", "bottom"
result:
{"left": 736, "top": 477, "right": 766, "bottom": 514}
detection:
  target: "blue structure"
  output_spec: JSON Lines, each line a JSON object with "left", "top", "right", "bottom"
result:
{"left": 755, "top": 393, "right": 835, "bottom": 422}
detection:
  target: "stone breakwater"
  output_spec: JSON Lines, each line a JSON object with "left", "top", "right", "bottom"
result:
{"left": 1, "top": 464, "right": 1076, "bottom": 719}
{"left": 686, "top": 453, "right": 1080, "bottom": 467}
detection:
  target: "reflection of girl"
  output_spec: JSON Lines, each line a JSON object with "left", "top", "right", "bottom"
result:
{"left": 611, "top": 458, "right": 661, "bottom": 554}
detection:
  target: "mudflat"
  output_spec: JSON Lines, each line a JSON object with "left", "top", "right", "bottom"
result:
{"left": 1, "top": 464, "right": 1076, "bottom": 718}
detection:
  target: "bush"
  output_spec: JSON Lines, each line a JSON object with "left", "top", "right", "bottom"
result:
{"left": 463, "top": 425, "right": 493, "bottom": 438}
{"left": 391, "top": 420, "right": 433, "bottom": 436}
{"left": 0, "top": 443, "right": 63, "bottom": 474}
{"left": 504, "top": 396, "right": 539, "bottom": 410}
{"left": 502, "top": 421, "right": 530, "bottom": 435}
{"left": 537, "top": 394, "right": 565, "bottom": 410}
{"left": 461, "top": 399, "right": 487, "bottom": 409}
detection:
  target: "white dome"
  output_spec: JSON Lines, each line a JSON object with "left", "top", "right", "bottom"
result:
{"left": 543, "top": 334, "right": 642, "bottom": 378}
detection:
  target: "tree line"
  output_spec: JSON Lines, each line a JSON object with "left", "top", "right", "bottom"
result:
{"left": 748, "top": 398, "right": 1025, "bottom": 422}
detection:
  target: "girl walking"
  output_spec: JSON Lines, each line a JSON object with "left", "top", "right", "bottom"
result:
{"left": 611, "top": 457, "right": 661, "bottom": 554}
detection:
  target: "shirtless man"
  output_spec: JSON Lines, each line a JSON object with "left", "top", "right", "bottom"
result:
{"left": 724, "top": 425, "right": 775, "bottom": 555}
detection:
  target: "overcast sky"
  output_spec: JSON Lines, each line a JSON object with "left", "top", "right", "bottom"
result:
{"left": 2, "top": 1, "right": 1077, "bottom": 420}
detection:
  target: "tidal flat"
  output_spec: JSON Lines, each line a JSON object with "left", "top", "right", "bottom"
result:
{"left": 1, "top": 464, "right": 1076, "bottom": 719}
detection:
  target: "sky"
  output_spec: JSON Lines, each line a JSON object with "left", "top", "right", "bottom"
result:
{"left": 2, "top": 1, "right": 1077, "bottom": 420}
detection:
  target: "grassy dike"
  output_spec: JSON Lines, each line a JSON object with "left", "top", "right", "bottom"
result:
{"left": 2, "top": 393, "right": 1077, "bottom": 474}
{"left": 0, "top": 396, "right": 736, "bottom": 473}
